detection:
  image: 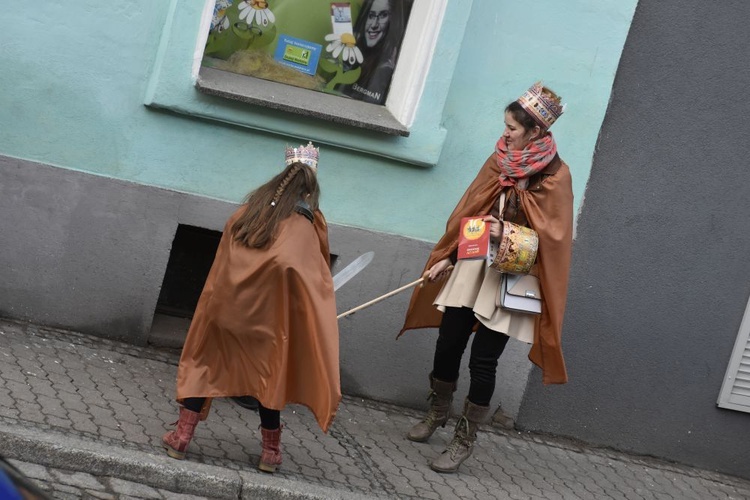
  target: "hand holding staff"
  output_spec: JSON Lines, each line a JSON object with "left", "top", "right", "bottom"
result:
{"left": 337, "top": 265, "right": 453, "bottom": 320}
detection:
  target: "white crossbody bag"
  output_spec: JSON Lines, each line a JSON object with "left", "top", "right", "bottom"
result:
{"left": 499, "top": 274, "right": 542, "bottom": 314}
{"left": 494, "top": 192, "right": 542, "bottom": 315}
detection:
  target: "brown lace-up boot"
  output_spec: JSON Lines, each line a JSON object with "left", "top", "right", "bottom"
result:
{"left": 430, "top": 399, "right": 489, "bottom": 473}
{"left": 407, "top": 374, "right": 456, "bottom": 443}
{"left": 258, "top": 426, "right": 283, "bottom": 473}
{"left": 162, "top": 406, "right": 201, "bottom": 460}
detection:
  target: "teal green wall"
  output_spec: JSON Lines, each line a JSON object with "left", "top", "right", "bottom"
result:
{"left": 0, "top": 0, "right": 636, "bottom": 242}
{"left": 444, "top": 0, "right": 639, "bottom": 220}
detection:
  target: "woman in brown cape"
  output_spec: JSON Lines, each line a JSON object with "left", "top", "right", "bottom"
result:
{"left": 400, "top": 83, "right": 574, "bottom": 473}
{"left": 161, "top": 143, "right": 340, "bottom": 473}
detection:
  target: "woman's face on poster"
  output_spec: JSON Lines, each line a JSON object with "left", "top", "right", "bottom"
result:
{"left": 364, "top": 0, "right": 391, "bottom": 48}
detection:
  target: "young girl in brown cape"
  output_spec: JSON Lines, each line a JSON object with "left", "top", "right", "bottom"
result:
{"left": 400, "top": 83, "right": 574, "bottom": 473}
{"left": 161, "top": 143, "right": 340, "bottom": 473}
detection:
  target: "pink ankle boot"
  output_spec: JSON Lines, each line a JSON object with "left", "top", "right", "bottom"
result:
{"left": 258, "top": 426, "right": 283, "bottom": 473}
{"left": 162, "top": 406, "right": 201, "bottom": 460}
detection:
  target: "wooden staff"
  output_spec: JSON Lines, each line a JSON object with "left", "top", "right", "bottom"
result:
{"left": 337, "top": 266, "right": 453, "bottom": 320}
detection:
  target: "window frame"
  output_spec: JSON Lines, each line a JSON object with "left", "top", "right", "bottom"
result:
{"left": 717, "top": 294, "right": 750, "bottom": 413}
{"left": 144, "top": 0, "right": 472, "bottom": 166}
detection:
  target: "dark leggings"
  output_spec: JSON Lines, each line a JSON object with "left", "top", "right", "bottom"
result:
{"left": 432, "top": 306, "right": 510, "bottom": 406}
{"left": 182, "top": 397, "right": 281, "bottom": 430}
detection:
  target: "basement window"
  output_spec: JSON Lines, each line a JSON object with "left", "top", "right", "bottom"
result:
{"left": 156, "top": 225, "right": 221, "bottom": 319}
{"left": 150, "top": 223, "right": 338, "bottom": 347}
{"left": 155, "top": 224, "right": 338, "bottom": 319}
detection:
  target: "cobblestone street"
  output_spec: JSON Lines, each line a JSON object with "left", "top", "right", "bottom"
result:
{"left": 2, "top": 319, "right": 749, "bottom": 499}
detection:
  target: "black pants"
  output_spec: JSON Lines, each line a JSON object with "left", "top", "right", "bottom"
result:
{"left": 432, "top": 306, "right": 510, "bottom": 406}
{"left": 182, "top": 397, "right": 280, "bottom": 430}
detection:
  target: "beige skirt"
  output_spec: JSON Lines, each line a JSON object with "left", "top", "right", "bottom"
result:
{"left": 434, "top": 259, "right": 535, "bottom": 343}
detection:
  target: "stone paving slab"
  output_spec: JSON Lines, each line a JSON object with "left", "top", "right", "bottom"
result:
{"left": 10, "top": 458, "right": 213, "bottom": 499}
{"left": 1, "top": 318, "right": 750, "bottom": 499}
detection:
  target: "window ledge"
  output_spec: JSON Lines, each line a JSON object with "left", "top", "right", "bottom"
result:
{"left": 196, "top": 68, "right": 409, "bottom": 137}
{"left": 143, "top": 0, "right": 474, "bottom": 167}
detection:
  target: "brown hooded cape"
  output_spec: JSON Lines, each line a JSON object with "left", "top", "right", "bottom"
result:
{"left": 399, "top": 153, "right": 573, "bottom": 384}
{"left": 175, "top": 206, "right": 341, "bottom": 431}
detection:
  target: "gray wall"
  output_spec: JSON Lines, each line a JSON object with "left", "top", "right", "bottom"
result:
{"left": 517, "top": 0, "right": 750, "bottom": 480}
{"left": 0, "top": 155, "right": 225, "bottom": 345}
{"left": 0, "top": 156, "right": 532, "bottom": 418}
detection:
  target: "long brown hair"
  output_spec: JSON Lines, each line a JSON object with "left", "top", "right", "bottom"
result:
{"left": 231, "top": 162, "right": 320, "bottom": 248}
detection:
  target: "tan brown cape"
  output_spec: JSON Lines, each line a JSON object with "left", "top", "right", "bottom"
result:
{"left": 399, "top": 153, "right": 573, "bottom": 384}
{"left": 175, "top": 206, "right": 341, "bottom": 432}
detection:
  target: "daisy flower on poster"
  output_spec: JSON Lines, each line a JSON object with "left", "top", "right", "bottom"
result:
{"left": 238, "top": 0, "right": 275, "bottom": 27}
{"left": 324, "top": 33, "right": 363, "bottom": 65}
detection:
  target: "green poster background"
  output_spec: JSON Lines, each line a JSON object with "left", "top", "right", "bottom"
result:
{"left": 203, "top": 0, "right": 366, "bottom": 93}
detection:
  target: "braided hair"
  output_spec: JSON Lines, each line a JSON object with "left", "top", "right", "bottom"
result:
{"left": 232, "top": 162, "right": 320, "bottom": 248}
{"left": 270, "top": 163, "right": 302, "bottom": 207}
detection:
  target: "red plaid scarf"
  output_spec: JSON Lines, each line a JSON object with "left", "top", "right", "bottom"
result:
{"left": 495, "top": 133, "right": 558, "bottom": 189}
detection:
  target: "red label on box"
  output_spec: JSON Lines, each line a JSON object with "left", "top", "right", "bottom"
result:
{"left": 458, "top": 216, "right": 490, "bottom": 260}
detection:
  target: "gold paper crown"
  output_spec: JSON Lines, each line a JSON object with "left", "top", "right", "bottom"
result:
{"left": 517, "top": 82, "right": 565, "bottom": 129}
{"left": 285, "top": 141, "right": 320, "bottom": 170}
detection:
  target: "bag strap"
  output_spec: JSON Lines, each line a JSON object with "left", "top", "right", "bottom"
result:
{"left": 498, "top": 191, "right": 507, "bottom": 222}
